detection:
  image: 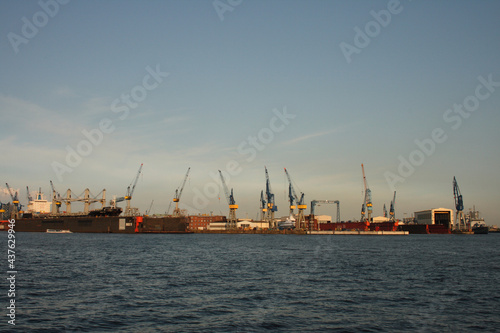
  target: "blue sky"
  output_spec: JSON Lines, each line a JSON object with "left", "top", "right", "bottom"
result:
{"left": 1, "top": 0, "right": 499, "bottom": 225}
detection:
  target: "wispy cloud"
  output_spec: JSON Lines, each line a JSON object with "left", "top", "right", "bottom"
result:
{"left": 0, "top": 94, "right": 79, "bottom": 139}
{"left": 282, "top": 129, "right": 338, "bottom": 146}
{"left": 52, "top": 86, "right": 79, "bottom": 98}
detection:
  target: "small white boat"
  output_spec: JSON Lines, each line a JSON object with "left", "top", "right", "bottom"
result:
{"left": 46, "top": 229, "right": 72, "bottom": 233}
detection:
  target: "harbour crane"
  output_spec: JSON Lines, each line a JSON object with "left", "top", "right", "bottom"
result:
{"left": 5, "top": 183, "right": 20, "bottom": 218}
{"left": 110, "top": 163, "right": 143, "bottom": 216}
{"left": 219, "top": 170, "right": 238, "bottom": 229}
{"left": 310, "top": 200, "right": 340, "bottom": 230}
{"left": 260, "top": 190, "right": 267, "bottom": 221}
{"left": 49, "top": 180, "right": 62, "bottom": 214}
{"left": 453, "top": 176, "right": 467, "bottom": 230}
{"left": 389, "top": 191, "right": 396, "bottom": 222}
{"left": 5, "top": 183, "right": 19, "bottom": 208}
{"left": 284, "top": 168, "right": 307, "bottom": 229}
{"left": 26, "top": 186, "right": 33, "bottom": 202}
{"left": 146, "top": 200, "right": 154, "bottom": 216}
{"left": 361, "top": 164, "right": 372, "bottom": 222}
{"left": 172, "top": 167, "right": 190, "bottom": 217}
{"left": 264, "top": 167, "right": 278, "bottom": 228}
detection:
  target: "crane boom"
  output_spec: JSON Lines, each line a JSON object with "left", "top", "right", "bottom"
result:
{"left": 125, "top": 163, "right": 143, "bottom": 200}
{"left": 260, "top": 190, "right": 267, "bottom": 221}
{"left": 361, "top": 164, "right": 372, "bottom": 222}
{"left": 219, "top": 170, "right": 237, "bottom": 229}
{"left": 284, "top": 168, "right": 306, "bottom": 229}
{"left": 172, "top": 167, "right": 191, "bottom": 216}
{"left": 5, "top": 183, "right": 19, "bottom": 205}
{"left": 122, "top": 163, "right": 143, "bottom": 216}
{"left": 264, "top": 167, "right": 277, "bottom": 227}
{"left": 174, "top": 167, "right": 190, "bottom": 202}
{"left": 453, "top": 176, "right": 466, "bottom": 230}
{"left": 26, "top": 186, "right": 33, "bottom": 202}
{"left": 389, "top": 191, "right": 396, "bottom": 221}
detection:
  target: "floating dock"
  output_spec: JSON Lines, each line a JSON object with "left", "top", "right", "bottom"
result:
{"left": 307, "top": 230, "right": 409, "bottom": 235}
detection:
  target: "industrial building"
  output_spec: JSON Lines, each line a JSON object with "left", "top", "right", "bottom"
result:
{"left": 188, "top": 214, "right": 226, "bottom": 230}
{"left": 414, "top": 208, "right": 454, "bottom": 229}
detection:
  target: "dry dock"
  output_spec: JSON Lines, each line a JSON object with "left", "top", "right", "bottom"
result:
{"left": 308, "top": 230, "right": 409, "bottom": 235}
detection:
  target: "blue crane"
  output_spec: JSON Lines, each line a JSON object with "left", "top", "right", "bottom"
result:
{"left": 260, "top": 190, "right": 267, "bottom": 221}
{"left": 5, "top": 183, "right": 21, "bottom": 219}
{"left": 219, "top": 170, "right": 238, "bottom": 229}
{"left": 453, "top": 176, "right": 466, "bottom": 230}
{"left": 284, "top": 168, "right": 307, "bottom": 229}
{"left": 264, "top": 167, "right": 277, "bottom": 227}
{"left": 389, "top": 191, "right": 396, "bottom": 222}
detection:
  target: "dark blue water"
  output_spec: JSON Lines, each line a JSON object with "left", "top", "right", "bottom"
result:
{"left": 3, "top": 233, "right": 500, "bottom": 332}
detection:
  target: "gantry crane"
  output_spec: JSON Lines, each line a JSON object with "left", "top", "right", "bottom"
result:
{"left": 361, "top": 164, "right": 372, "bottom": 222}
{"left": 284, "top": 168, "right": 306, "bottom": 229}
{"left": 310, "top": 200, "right": 340, "bottom": 230}
{"left": 389, "top": 191, "right": 396, "bottom": 222}
{"left": 453, "top": 176, "right": 467, "bottom": 230}
{"left": 264, "top": 167, "right": 277, "bottom": 228}
{"left": 219, "top": 170, "right": 238, "bottom": 229}
{"left": 172, "top": 167, "right": 190, "bottom": 217}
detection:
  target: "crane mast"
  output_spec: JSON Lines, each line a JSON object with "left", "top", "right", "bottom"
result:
{"left": 109, "top": 164, "right": 143, "bottom": 215}
{"left": 173, "top": 167, "right": 190, "bottom": 217}
{"left": 453, "top": 176, "right": 467, "bottom": 231}
{"left": 260, "top": 190, "right": 267, "bottom": 221}
{"left": 5, "top": 183, "right": 20, "bottom": 219}
{"left": 124, "top": 163, "right": 143, "bottom": 216}
{"left": 26, "top": 186, "right": 33, "bottom": 203}
{"left": 284, "top": 168, "right": 306, "bottom": 229}
{"left": 49, "top": 180, "right": 62, "bottom": 214}
{"left": 389, "top": 191, "right": 396, "bottom": 222}
{"left": 219, "top": 170, "right": 238, "bottom": 229}
{"left": 264, "top": 167, "right": 277, "bottom": 228}
{"left": 361, "top": 164, "right": 372, "bottom": 222}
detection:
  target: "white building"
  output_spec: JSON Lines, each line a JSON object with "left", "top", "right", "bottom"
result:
{"left": 414, "top": 208, "right": 453, "bottom": 228}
